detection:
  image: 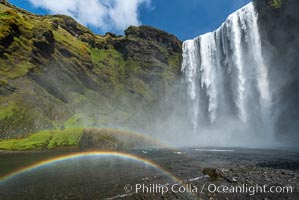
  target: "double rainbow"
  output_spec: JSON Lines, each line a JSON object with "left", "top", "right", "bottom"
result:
{"left": 0, "top": 151, "right": 180, "bottom": 183}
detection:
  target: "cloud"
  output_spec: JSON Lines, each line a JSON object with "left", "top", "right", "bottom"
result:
{"left": 27, "top": 0, "right": 151, "bottom": 32}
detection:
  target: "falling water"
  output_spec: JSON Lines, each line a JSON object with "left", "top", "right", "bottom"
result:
{"left": 181, "top": 3, "right": 273, "bottom": 142}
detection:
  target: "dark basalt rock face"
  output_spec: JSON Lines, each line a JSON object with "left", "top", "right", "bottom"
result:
{"left": 32, "top": 29, "right": 55, "bottom": 57}
{"left": 254, "top": 0, "right": 299, "bottom": 144}
{"left": 124, "top": 25, "right": 182, "bottom": 53}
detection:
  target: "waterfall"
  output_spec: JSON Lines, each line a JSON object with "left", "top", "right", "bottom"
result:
{"left": 181, "top": 3, "right": 273, "bottom": 142}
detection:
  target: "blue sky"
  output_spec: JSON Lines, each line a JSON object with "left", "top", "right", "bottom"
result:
{"left": 8, "top": 0, "right": 251, "bottom": 40}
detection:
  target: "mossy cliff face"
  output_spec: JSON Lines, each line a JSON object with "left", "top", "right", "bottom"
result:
{"left": 0, "top": 1, "right": 182, "bottom": 138}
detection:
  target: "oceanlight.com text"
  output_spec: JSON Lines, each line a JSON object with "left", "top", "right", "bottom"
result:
{"left": 124, "top": 183, "right": 294, "bottom": 196}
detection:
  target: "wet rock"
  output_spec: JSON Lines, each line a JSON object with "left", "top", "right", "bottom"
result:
{"left": 254, "top": 0, "right": 299, "bottom": 144}
{"left": 32, "top": 29, "right": 55, "bottom": 57}
{"left": 202, "top": 168, "right": 224, "bottom": 181}
{"left": 79, "top": 129, "right": 123, "bottom": 150}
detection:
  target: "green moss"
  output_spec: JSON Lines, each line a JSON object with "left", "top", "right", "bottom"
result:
{"left": 3, "top": 9, "right": 19, "bottom": 17}
{"left": 7, "top": 61, "right": 33, "bottom": 79}
{"left": 0, "top": 8, "right": 36, "bottom": 79}
{"left": 63, "top": 114, "right": 95, "bottom": 129}
{"left": 80, "top": 128, "right": 123, "bottom": 150}
{"left": 53, "top": 27, "right": 88, "bottom": 55}
{"left": 68, "top": 92, "right": 87, "bottom": 105}
{"left": 0, "top": 56, "right": 34, "bottom": 80}
{"left": 47, "top": 129, "right": 83, "bottom": 149}
{"left": 90, "top": 47, "right": 125, "bottom": 67}
{"left": 125, "top": 58, "right": 140, "bottom": 74}
{"left": 129, "top": 78, "right": 150, "bottom": 97}
{"left": 0, "top": 9, "right": 19, "bottom": 23}
{"left": 270, "top": 0, "right": 282, "bottom": 8}
{"left": 90, "top": 47, "right": 104, "bottom": 66}
{"left": 168, "top": 53, "right": 180, "bottom": 67}
{"left": 0, "top": 12, "right": 9, "bottom": 18}
{"left": 90, "top": 47, "right": 126, "bottom": 85}
{"left": 0, "top": 129, "right": 84, "bottom": 150}
{"left": 165, "top": 53, "right": 180, "bottom": 80}
{"left": 0, "top": 9, "right": 20, "bottom": 28}
{"left": 84, "top": 129, "right": 119, "bottom": 143}
{"left": 14, "top": 36, "right": 32, "bottom": 51}
{"left": 0, "top": 99, "right": 41, "bottom": 137}
{"left": 0, "top": 79, "right": 8, "bottom": 86}
{"left": 156, "top": 44, "right": 168, "bottom": 56}
{"left": 0, "top": 131, "right": 52, "bottom": 150}
{"left": 0, "top": 102, "right": 17, "bottom": 121}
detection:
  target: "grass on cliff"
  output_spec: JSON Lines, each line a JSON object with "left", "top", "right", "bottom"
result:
{"left": 0, "top": 128, "right": 155, "bottom": 151}
{"left": 270, "top": 0, "right": 282, "bottom": 8}
{"left": 0, "top": 129, "right": 83, "bottom": 150}
{"left": 0, "top": 101, "right": 16, "bottom": 121}
{"left": 63, "top": 114, "right": 95, "bottom": 129}
{"left": 0, "top": 101, "right": 34, "bottom": 134}
{"left": 0, "top": 8, "right": 35, "bottom": 79}
{"left": 90, "top": 47, "right": 127, "bottom": 85}
{"left": 0, "top": 98, "right": 53, "bottom": 137}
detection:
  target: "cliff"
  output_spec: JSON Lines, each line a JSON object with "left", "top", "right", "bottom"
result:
{"left": 254, "top": 0, "right": 299, "bottom": 144}
{"left": 0, "top": 1, "right": 182, "bottom": 138}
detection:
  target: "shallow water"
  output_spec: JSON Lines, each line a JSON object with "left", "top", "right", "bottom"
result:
{"left": 0, "top": 148, "right": 298, "bottom": 200}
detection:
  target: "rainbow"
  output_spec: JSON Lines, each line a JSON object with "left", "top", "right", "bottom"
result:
{"left": 82, "top": 128, "right": 176, "bottom": 149}
{"left": 0, "top": 151, "right": 181, "bottom": 183}
{"left": 0, "top": 151, "right": 197, "bottom": 199}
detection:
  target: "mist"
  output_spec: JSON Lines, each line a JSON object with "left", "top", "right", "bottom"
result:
{"left": 146, "top": 2, "right": 277, "bottom": 148}
{"left": 24, "top": 1, "right": 298, "bottom": 150}
{"left": 105, "top": 1, "right": 298, "bottom": 149}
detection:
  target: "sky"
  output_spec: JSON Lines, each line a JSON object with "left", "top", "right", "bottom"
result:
{"left": 8, "top": 0, "right": 251, "bottom": 40}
